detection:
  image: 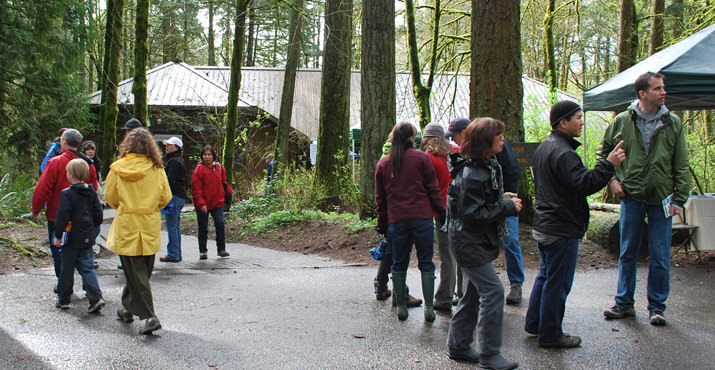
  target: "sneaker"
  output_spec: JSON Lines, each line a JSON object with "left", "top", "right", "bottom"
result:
{"left": 649, "top": 310, "right": 666, "bottom": 326}
{"left": 55, "top": 301, "right": 71, "bottom": 309}
{"left": 447, "top": 348, "right": 480, "bottom": 364}
{"left": 199, "top": 253, "right": 208, "bottom": 260}
{"left": 217, "top": 250, "right": 230, "bottom": 257}
{"left": 139, "top": 317, "right": 162, "bottom": 335}
{"left": 88, "top": 299, "right": 105, "bottom": 313}
{"left": 604, "top": 305, "right": 636, "bottom": 319}
{"left": 117, "top": 308, "right": 134, "bottom": 323}
{"left": 506, "top": 284, "right": 522, "bottom": 305}
{"left": 539, "top": 333, "right": 582, "bottom": 348}
{"left": 159, "top": 256, "right": 181, "bottom": 263}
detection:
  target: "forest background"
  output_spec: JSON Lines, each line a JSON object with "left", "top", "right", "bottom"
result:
{"left": 1, "top": 0, "right": 714, "bottom": 227}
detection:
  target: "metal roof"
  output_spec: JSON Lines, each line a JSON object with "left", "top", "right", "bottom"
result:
{"left": 90, "top": 61, "right": 579, "bottom": 138}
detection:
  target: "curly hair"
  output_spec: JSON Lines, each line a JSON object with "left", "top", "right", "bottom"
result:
{"left": 460, "top": 117, "right": 504, "bottom": 160}
{"left": 118, "top": 128, "right": 164, "bottom": 168}
{"left": 420, "top": 136, "right": 452, "bottom": 157}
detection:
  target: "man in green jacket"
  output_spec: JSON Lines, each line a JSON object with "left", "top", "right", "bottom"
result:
{"left": 599, "top": 72, "right": 690, "bottom": 326}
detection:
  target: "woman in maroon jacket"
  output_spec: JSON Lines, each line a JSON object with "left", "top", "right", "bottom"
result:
{"left": 375, "top": 122, "right": 446, "bottom": 322}
{"left": 191, "top": 146, "right": 233, "bottom": 260}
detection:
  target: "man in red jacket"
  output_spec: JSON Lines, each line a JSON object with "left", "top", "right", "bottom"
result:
{"left": 31, "top": 128, "right": 99, "bottom": 286}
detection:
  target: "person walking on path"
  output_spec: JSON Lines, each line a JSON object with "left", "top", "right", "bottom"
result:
{"left": 600, "top": 72, "right": 690, "bottom": 326}
{"left": 192, "top": 146, "right": 232, "bottom": 260}
{"left": 31, "top": 129, "right": 99, "bottom": 289}
{"left": 105, "top": 128, "right": 172, "bottom": 335}
{"left": 53, "top": 159, "right": 104, "bottom": 312}
{"left": 159, "top": 137, "right": 187, "bottom": 263}
{"left": 420, "top": 122, "right": 456, "bottom": 312}
{"left": 525, "top": 101, "right": 626, "bottom": 348}
{"left": 372, "top": 131, "right": 423, "bottom": 309}
{"left": 375, "top": 122, "right": 446, "bottom": 322}
{"left": 445, "top": 118, "right": 521, "bottom": 370}
{"left": 495, "top": 139, "right": 525, "bottom": 305}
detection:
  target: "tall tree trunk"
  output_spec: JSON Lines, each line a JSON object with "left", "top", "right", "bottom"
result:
{"left": 223, "top": 0, "right": 251, "bottom": 186}
{"left": 471, "top": 0, "right": 531, "bottom": 222}
{"left": 404, "top": 0, "right": 440, "bottom": 131}
{"left": 617, "top": 0, "right": 638, "bottom": 72}
{"left": 133, "top": 0, "right": 150, "bottom": 125}
{"left": 245, "top": 3, "right": 255, "bottom": 66}
{"left": 274, "top": 0, "right": 304, "bottom": 175}
{"left": 315, "top": 0, "right": 352, "bottom": 196}
{"left": 650, "top": 0, "right": 665, "bottom": 54}
{"left": 544, "top": 0, "right": 557, "bottom": 102}
{"left": 671, "top": 0, "right": 684, "bottom": 39}
{"left": 161, "top": 0, "right": 174, "bottom": 63}
{"left": 208, "top": 0, "right": 216, "bottom": 66}
{"left": 359, "top": 0, "right": 395, "bottom": 219}
{"left": 99, "top": 0, "right": 125, "bottom": 176}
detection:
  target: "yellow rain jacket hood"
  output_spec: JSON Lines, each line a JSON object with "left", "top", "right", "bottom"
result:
{"left": 105, "top": 153, "right": 172, "bottom": 256}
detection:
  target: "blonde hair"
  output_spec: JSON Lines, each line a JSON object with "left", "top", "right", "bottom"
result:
{"left": 66, "top": 158, "right": 89, "bottom": 181}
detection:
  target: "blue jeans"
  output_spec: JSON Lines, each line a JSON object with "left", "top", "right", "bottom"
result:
{"left": 389, "top": 218, "right": 435, "bottom": 273}
{"left": 503, "top": 216, "right": 524, "bottom": 286}
{"left": 47, "top": 221, "right": 61, "bottom": 279}
{"left": 525, "top": 238, "right": 579, "bottom": 343}
{"left": 615, "top": 196, "right": 671, "bottom": 312}
{"left": 165, "top": 196, "right": 186, "bottom": 260}
{"left": 197, "top": 207, "right": 226, "bottom": 253}
{"left": 57, "top": 247, "right": 102, "bottom": 305}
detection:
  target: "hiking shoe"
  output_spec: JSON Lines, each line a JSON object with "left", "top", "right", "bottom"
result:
{"left": 539, "top": 333, "right": 582, "bottom": 348}
{"left": 649, "top": 310, "right": 666, "bottom": 326}
{"left": 53, "top": 285, "right": 58, "bottom": 293}
{"left": 139, "top": 317, "right": 162, "bottom": 335}
{"left": 604, "top": 305, "right": 635, "bottom": 319}
{"left": 479, "top": 354, "right": 518, "bottom": 370}
{"left": 452, "top": 296, "right": 460, "bottom": 305}
{"left": 159, "top": 256, "right": 181, "bottom": 263}
{"left": 199, "top": 253, "right": 208, "bottom": 260}
{"left": 88, "top": 299, "right": 105, "bottom": 313}
{"left": 55, "top": 301, "right": 71, "bottom": 310}
{"left": 217, "top": 250, "right": 230, "bottom": 257}
{"left": 393, "top": 293, "right": 423, "bottom": 307}
{"left": 375, "top": 288, "right": 391, "bottom": 301}
{"left": 448, "top": 348, "right": 480, "bottom": 364}
{"left": 434, "top": 301, "right": 453, "bottom": 312}
{"left": 524, "top": 325, "right": 537, "bottom": 335}
{"left": 506, "top": 284, "right": 522, "bottom": 305}
{"left": 117, "top": 308, "right": 134, "bottom": 323}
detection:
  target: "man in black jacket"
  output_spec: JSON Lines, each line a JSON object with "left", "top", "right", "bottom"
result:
{"left": 160, "top": 137, "right": 187, "bottom": 263}
{"left": 524, "top": 101, "right": 625, "bottom": 348}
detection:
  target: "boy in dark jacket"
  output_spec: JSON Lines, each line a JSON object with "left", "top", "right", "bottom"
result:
{"left": 53, "top": 159, "right": 105, "bottom": 312}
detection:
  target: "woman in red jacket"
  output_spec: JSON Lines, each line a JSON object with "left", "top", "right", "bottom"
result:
{"left": 191, "top": 146, "right": 233, "bottom": 260}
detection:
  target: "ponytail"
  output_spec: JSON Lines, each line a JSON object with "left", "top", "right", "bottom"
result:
{"left": 388, "top": 122, "right": 417, "bottom": 178}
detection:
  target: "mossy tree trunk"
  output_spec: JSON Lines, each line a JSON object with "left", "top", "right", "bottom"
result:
{"left": 132, "top": 0, "right": 149, "bottom": 125}
{"left": 314, "top": 0, "right": 352, "bottom": 196}
{"left": 359, "top": 0, "right": 395, "bottom": 219}
{"left": 544, "top": 0, "right": 557, "bottom": 103}
{"left": 405, "top": 0, "right": 440, "bottom": 131}
{"left": 650, "top": 0, "right": 665, "bottom": 54}
{"left": 208, "top": 0, "right": 216, "bottom": 66}
{"left": 471, "top": 0, "right": 531, "bottom": 222}
{"left": 617, "top": 0, "right": 638, "bottom": 72}
{"left": 274, "top": 0, "right": 304, "bottom": 176}
{"left": 223, "top": 0, "right": 251, "bottom": 186}
{"left": 99, "top": 0, "right": 124, "bottom": 176}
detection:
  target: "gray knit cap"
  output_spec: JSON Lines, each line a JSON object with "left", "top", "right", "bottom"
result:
{"left": 422, "top": 122, "right": 445, "bottom": 138}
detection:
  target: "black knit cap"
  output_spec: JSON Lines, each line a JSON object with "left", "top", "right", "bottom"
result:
{"left": 550, "top": 100, "right": 582, "bottom": 127}
{"left": 122, "top": 118, "right": 142, "bottom": 130}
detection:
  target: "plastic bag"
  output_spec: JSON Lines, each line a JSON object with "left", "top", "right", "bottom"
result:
{"left": 369, "top": 239, "right": 388, "bottom": 260}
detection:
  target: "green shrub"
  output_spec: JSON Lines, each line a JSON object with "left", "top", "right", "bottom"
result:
{"left": 0, "top": 172, "right": 36, "bottom": 218}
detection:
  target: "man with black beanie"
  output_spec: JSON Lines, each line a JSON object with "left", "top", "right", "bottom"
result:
{"left": 525, "top": 100, "right": 625, "bottom": 348}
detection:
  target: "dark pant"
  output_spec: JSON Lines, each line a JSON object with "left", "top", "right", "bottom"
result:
{"left": 57, "top": 248, "right": 102, "bottom": 305}
{"left": 47, "top": 221, "right": 61, "bottom": 279}
{"left": 389, "top": 218, "right": 435, "bottom": 273}
{"left": 375, "top": 232, "right": 393, "bottom": 289}
{"left": 119, "top": 255, "right": 157, "bottom": 320}
{"left": 525, "top": 238, "right": 579, "bottom": 342}
{"left": 197, "top": 207, "right": 226, "bottom": 253}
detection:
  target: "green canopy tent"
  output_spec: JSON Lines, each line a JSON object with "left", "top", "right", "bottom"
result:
{"left": 583, "top": 23, "right": 715, "bottom": 112}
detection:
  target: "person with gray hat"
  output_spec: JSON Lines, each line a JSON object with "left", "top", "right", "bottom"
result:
{"left": 160, "top": 137, "right": 187, "bottom": 263}
{"left": 525, "top": 100, "right": 625, "bottom": 348}
{"left": 421, "top": 122, "right": 457, "bottom": 312}
{"left": 122, "top": 118, "right": 143, "bottom": 131}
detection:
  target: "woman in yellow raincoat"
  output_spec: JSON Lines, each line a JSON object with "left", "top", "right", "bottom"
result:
{"left": 105, "top": 128, "right": 172, "bottom": 335}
